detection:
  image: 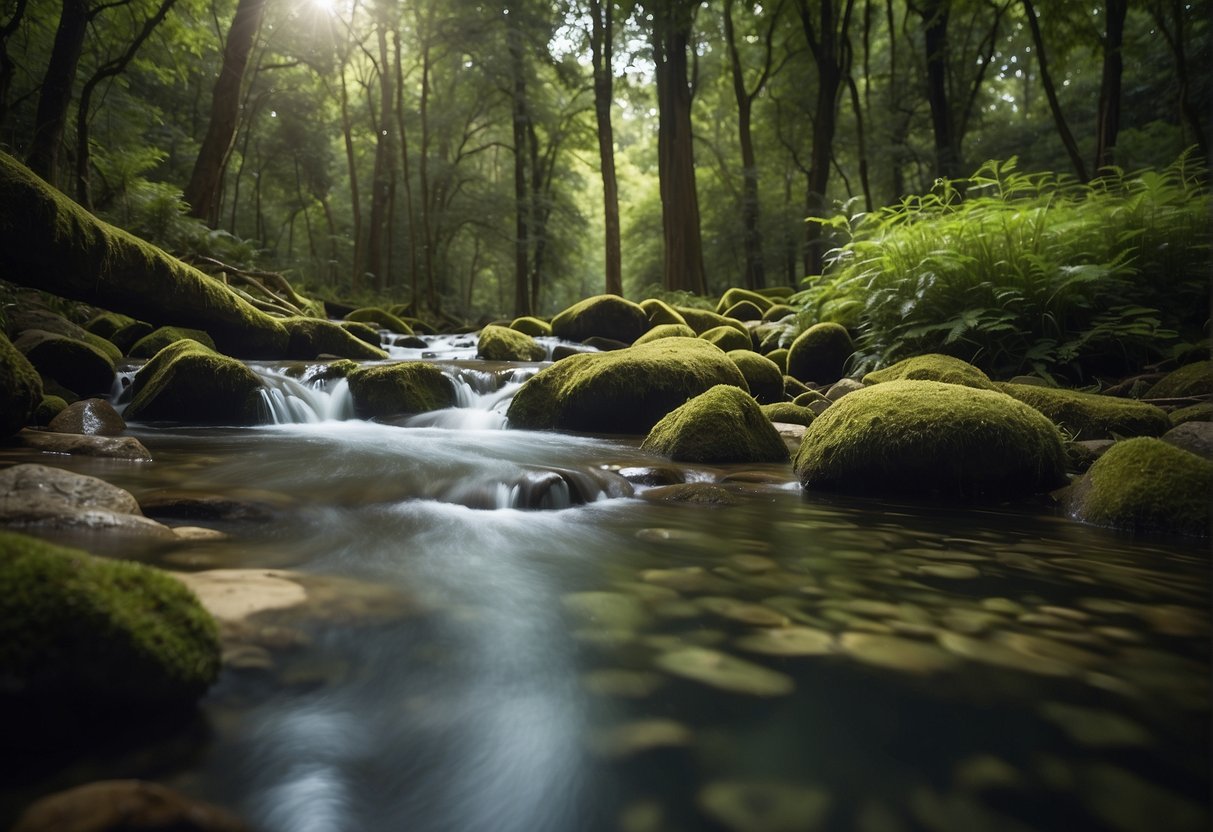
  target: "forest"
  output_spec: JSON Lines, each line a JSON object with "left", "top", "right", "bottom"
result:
{"left": 1, "top": 0, "right": 1208, "bottom": 324}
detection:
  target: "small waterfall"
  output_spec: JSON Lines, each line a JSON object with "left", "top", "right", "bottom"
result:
{"left": 401, "top": 367, "right": 537, "bottom": 430}
{"left": 432, "top": 466, "right": 632, "bottom": 510}
{"left": 254, "top": 365, "right": 355, "bottom": 424}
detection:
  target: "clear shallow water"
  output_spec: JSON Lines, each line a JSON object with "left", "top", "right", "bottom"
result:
{"left": 2, "top": 354, "right": 1209, "bottom": 832}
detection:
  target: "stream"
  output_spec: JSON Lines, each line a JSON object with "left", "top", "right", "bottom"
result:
{"left": 1, "top": 336, "right": 1208, "bottom": 832}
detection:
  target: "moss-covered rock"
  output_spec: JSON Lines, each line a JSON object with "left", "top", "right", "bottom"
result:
{"left": 634, "top": 323, "right": 698, "bottom": 345}
{"left": 14, "top": 330, "right": 115, "bottom": 396}
{"left": 1145, "top": 361, "right": 1213, "bottom": 399}
{"left": 792, "top": 389, "right": 829, "bottom": 408}
{"left": 716, "top": 288, "right": 774, "bottom": 315}
{"left": 478, "top": 324, "right": 546, "bottom": 361}
{"left": 999, "top": 382, "right": 1171, "bottom": 441}
{"left": 1171, "top": 403, "right": 1213, "bottom": 426}
{"left": 507, "top": 337, "right": 749, "bottom": 434}
{"left": 794, "top": 380, "right": 1067, "bottom": 498}
{"left": 0, "top": 530, "right": 220, "bottom": 706}
{"left": 761, "top": 304, "right": 796, "bottom": 322}
{"left": 639, "top": 298, "right": 688, "bottom": 327}
{"left": 863, "top": 353, "right": 998, "bottom": 390}
{"left": 722, "top": 300, "right": 766, "bottom": 322}
{"left": 0, "top": 152, "right": 287, "bottom": 357}
{"left": 761, "top": 402, "right": 815, "bottom": 427}
{"left": 1, "top": 332, "right": 42, "bottom": 436}
{"left": 786, "top": 322, "right": 853, "bottom": 384}
{"left": 727, "top": 350, "right": 784, "bottom": 404}
{"left": 642, "top": 384, "right": 788, "bottom": 463}
{"left": 83, "top": 310, "right": 137, "bottom": 340}
{"left": 700, "top": 325, "right": 752, "bottom": 353}
{"left": 110, "top": 320, "right": 154, "bottom": 353}
{"left": 510, "top": 316, "right": 552, "bottom": 337}
{"left": 1063, "top": 437, "right": 1211, "bottom": 537}
{"left": 766, "top": 348, "right": 789, "bottom": 373}
{"left": 676, "top": 306, "right": 748, "bottom": 336}
{"left": 281, "top": 317, "right": 388, "bottom": 360}
{"left": 31, "top": 395, "right": 67, "bottom": 426}
{"left": 128, "top": 325, "right": 216, "bottom": 359}
{"left": 344, "top": 307, "right": 415, "bottom": 336}
{"left": 551, "top": 294, "right": 649, "bottom": 344}
{"left": 758, "top": 286, "right": 795, "bottom": 299}
{"left": 124, "top": 339, "right": 264, "bottom": 425}
{"left": 48, "top": 398, "right": 125, "bottom": 436}
{"left": 347, "top": 361, "right": 457, "bottom": 419}
{"left": 340, "top": 320, "right": 382, "bottom": 347}
{"left": 8, "top": 308, "right": 122, "bottom": 363}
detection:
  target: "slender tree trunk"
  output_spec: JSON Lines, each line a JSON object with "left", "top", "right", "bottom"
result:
{"left": 507, "top": 11, "right": 531, "bottom": 317}
{"left": 338, "top": 70, "right": 363, "bottom": 292}
{"left": 1150, "top": 0, "right": 1207, "bottom": 159}
{"left": 919, "top": 0, "right": 959, "bottom": 180}
{"left": 0, "top": 0, "right": 29, "bottom": 130}
{"left": 184, "top": 0, "right": 267, "bottom": 223}
{"left": 589, "top": 0, "right": 622, "bottom": 296}
{"left": 27, "top": 0, "right": 88, "bottom": 185}
{"left": 1093, "top": 0, "right": 1126, "bottom": 173}
{"left": 365, "top": 15, "right": 396, "bottom": 292}
{"left": 393, "top": 31, "right": 420, "bottom": 309}
{"left": 1021, "top": 0, "right": 1088, "bottom": 181}
{"left": 418, "top": 40, "right": 436, "bottom": 310}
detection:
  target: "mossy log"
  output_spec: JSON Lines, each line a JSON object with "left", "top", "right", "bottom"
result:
{"left": 0, "top": 152, "right": 288, "bottom": 358}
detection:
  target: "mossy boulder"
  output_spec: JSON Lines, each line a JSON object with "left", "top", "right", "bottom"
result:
{"left": 758, "top": 286, "right": 795, "bottom": 299}
{"left": 0, "top": 530, "right": 220, "bottom": 706}
{"left": 124, "top": 339, "right": 264, "bottom": 425}
{"left": 128, "top": 325, "right": 216, "bottom": 359}
{"left": 510, "top": 316, "right": 552, "bottom": 337}
{"left": 1, "top": 332, "right": 42, "bottom": 436}
{"left": 551, "top": 294, "right": 649, "bottom": 344}
{"left": 863, "top": 353, "right": 998, "bottom": 390}
{"left": 700, "top": 325, "right": 752, "bottom": 353}
{"left": 794, "top": 380, "right": 1067, "bottom": 498}
{"left": 340, "top": 320, "right": 383, "bottom": 347}
{"left": 641, "top": 384, "right": 788, "bottom": 463}
{"left": 727, "top": 350, "right": 785, "bottom": 404}
{"left": 716, "top": 288, "right": 774, "bottom": 315}
{"left": 84, "top": 310, "right": 138, "bottom": 340}
{"left": 0, "top": 152, "right": 287, "bottom": 357}
{"left": 766, "top": 348, "right": 789, "bottom": 373}
{"left": 676, "top": 306, "right": 748, "bottom": 336}
{"left": 8, "top": 308, "right": 122, "bottom": 363}
{"left": 721, "top": 300, "right": 766, "bottom": 322}
{"left": 638, "top": 298, "right": 687, "bottom": 327}
{"left": 507, "top": 337, "right": 749, "bottom": 434}
{"left": 1145, "top": 361, "right": 1213, "bottom": 399}
{"left": 478, "top": 324, "right": 546, "bottom": 361}
{"left": 347, "top": 361, "right": 457, "bottom": 419}
{"left": 110, "top": 320, "right": 154, "bottom": 353}
{"left": 999, "top": 383, "right": 1171, "bottom": 441}
{"left": 635, "top": 323, "right": 698, "bottom": 345}
{"left": 1063, "top": 437, "right": 1212, "bottom": 537}
{"left": 761, "top": 402, "right": 815, "bottom": 427}
{"left": 14, "top": 330, "right": 115, "bottom": 396}
{"left": 31, "top": 395, "right": 67, "bottom": 426}
{"left": 281, "top": 317, "right": 388, "bottom": 360}
{"left": 762, "top": 304, "right": 796, "bottom": 323}
{"left": 1171, "top": 403, "right": 1213, "bottom": 426}
{"left": 344, "top": 307, "right": 414, "bottom": 335}
{"left": 786, "top": 322, "right": 853, "bottom": 384}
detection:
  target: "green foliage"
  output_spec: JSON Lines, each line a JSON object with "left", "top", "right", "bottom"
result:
{"left": 792, "top": 154, "right": 1211, "bottom": 381}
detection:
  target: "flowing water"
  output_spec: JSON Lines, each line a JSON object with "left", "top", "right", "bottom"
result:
{"left": 2, "top": 343, "right": 1209, "bottom": 832}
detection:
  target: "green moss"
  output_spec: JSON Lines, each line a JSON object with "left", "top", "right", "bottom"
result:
{"left": 761, "top": 402, "right": 815, "bottom": 426}
{"left": 10, "top": 309, "right": 123, "bottom": 363}
{"left": 32, "top": 394, "right": 68, "bottom": 425}
{"left": 14, "top": 330, "right": 115, "bottom": 396}
{"left": 478, "top": 324, "right": 546, "bottom": 361}
{"left": 507, "top": 337, "right": 749, "bottom": 434}
{"left": 794, "top": 379, "right": 1067, "bottom": 498}
{"left": 339, "top": 320, "right": 382, "bottom": 347}
{"left": 676, "top": 306, "right": 748, "bottom": 336}
{"left": 0, "top": 152, "right": 287, "bottom": 358}
{"left": 128, "top": 325, "right": 216, "bottom": 359}
{"left": 344, "top": 307, "right": 415, "bottom": 336}
{"left": 999, "top": 382, "right": 1171, "bottom": 441}
{"left": 1171, "top": 403, "right": 1213, "bottom": 426}
{"left": 84, "top": 311, "right": 137, "bottom": 340}
{"left": 716, "top": 288, "right": 774, "bottom": 315}
{"left": 1064, "top": 437, "right": 1212, "bottom": 537}
{"left": 863, "top": 353, "right": 998, "bottom": 390}
{"left": 110, "top": 320, "right": 154, "bottom": 353}
{"left": 347, "top": 361, "right": 457, "bottom": 419}
{"left": 700, "top": 325, "right": 752, "bottom": 353}
{"left": 1146, "top": 361, "right": 1213, "bottom": 399}
{"left": 762, "top": 304, "right": 796, "bottom": 323}
{"left": 766, "top": 348, "right": 789, "bottom": 373}
{"left": 510, "top": 316, "right": 552, "bottom": 337}
{"left": 0, "top": 331, "right": 42, "bottom": 436}
{"left": 281, "top": 317, "right": 388, "bottom": 360}
{"left": 727, "top": 350, "right": 784, "bottom": 404}
{"left": 124, "top": 339, "right": 264, "bottom": 425}
{"left": 638, "top": 298, "right": 688, "bottom": 327}
{"left": 551, "top": 294, "right": 649, "bottom": 344}
{"left": 641, "top": 384, "right": 788, "bottom": 463}
{"left": 722, "top": 300, "right": 766, "bottom": 321}
{"left": 0, "top": 530, "right": 220, "bottom": 704}
{"left": 792, "top": 389, "right": 829, "bottom": 407}
{"left": 786, "top": 323, "right": 853, "bottom": 384}
{"left": 634, "top": 323, "right": 697, "bottom": 345}
{"left": 757, "top": 286, "right": 795, "bottom": 299}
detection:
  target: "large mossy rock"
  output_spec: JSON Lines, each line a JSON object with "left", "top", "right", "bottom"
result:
{"left": 863, "top": 353, "right": 998, "bottom": 390}
{"left": 761, "top": 402, "right": 815, "bottom": 427}
{"left": 642, "top": 384, "right": 788, "bottom": 463}
{"left": 634, "top": 323, "right": 697, "bottom": 345}
{"left": 786, "top": 322, "right": 853, "bottom": 384}
{"left": 128, "top": 325, "right": 216, "bottom": 359}
{"left": 1, "top": 332, "right": 42, "bottom": 436}
{"left": 507, "top": 337, "right": 749, "bottom": 434}
{"left": 551, "top": 294, "right": 649, "bottom": 344}
{"left": 676, "top": 307, "right": 748, "bottom": 336}
{"left": 344, "top": 307, "right": 414, "bottom": 335}
{"left": 477, "top": 324, "right": 546, "bottom": 361}
{"left": 716, "top": 288, "right": 774, "bottom": 315}
{"left": 1146, "top": 360, "right": 1213, "bottom": 399}
{"left": 999, "top": 382, "right": 1171, "bottom": 441}
{"left": 0, "top": 530, "right": 220, "bottom": 706}
{"left": 14, "top": 330, "right": 115, "bottom": 396}
{"left": 727, "top": 350, "right": 784, "bottom": 404}
{"left": 700, "top": 325, "right": 752, "bottom": 353}
{"left": 7, "top": 307, "right": 123, "bottom": 363}
{"left": 347, "top": 361, "right": 457, "bottom": 419}
{"left": 510, "top": 316, "right": 552, "bottom": 337}
{"left": 281, "top": 316, "right": 388, "bottom": 360}
{"left": 638, "top": 298, "right": 687, "bottom": 327}
{"left": 1063, "top": 438, "right": 1212, "bottom": 537}
{"left": 124, "top": 339, "right": 264, "bottom": 425}
{"left": 0, "top": 152, "right": 288, "bottom": 358}
{"left": 794, "top": 380, "right": 1067, "bottom": 498}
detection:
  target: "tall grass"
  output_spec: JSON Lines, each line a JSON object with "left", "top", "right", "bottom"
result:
{"left": 792, "top": 152, "right": 1211, "bottom": 382}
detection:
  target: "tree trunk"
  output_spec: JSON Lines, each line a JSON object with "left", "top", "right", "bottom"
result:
{"left": 365, "top": 16, "right": 396, "bottom": 292}
{"left": 393, "top": 31, "right": 420, "bottom": 308}
{"left": 589, "top": 0, "right": 622, "bottom": 296}
{"left": 27, "top": 0, "right": 88, "bottom": 186}
{"left": 338, "top": 69, "right": 363, "bottom": 292}
{"left": 652, "top": 1, "right": 707, "bottom": 295}
{"left": 1093, "top": 0, "right": 1127, "bottom": 173}
{"left": 1021, "top": 0, "right": 1088, "bottom": 181}
{"left": 1149, "top": 0, "right": 1208, "bottom": 159}
{"left": 506, "top": 7, "right": 532, "bottom": 317}
{"left": 919, "top": 0, "right": 959, "bottom": 180}
{"left": 0, "top": 0, "right": 29, "bottom": 130}
{"left": 183, "top": 0, "right": 268, "bottom": 224}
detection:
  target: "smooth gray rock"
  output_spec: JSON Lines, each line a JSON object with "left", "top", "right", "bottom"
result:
{"left": 1163, "top": 421, "right": 1213, "bottom": 460}
{"left": 17, "top": 429, "right": 152, "bottom": 461}
{"left": 47, "top": 398, "right": 126, "bottom": 436}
